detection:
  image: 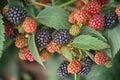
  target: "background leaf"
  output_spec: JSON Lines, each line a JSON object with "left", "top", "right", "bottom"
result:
{"left": 0, "top": 0, "right": 8, "bottom": 10}
{"left": 0, "top": 14, "right": 5, "bottom": 58}
{"left": 3, "top": 38, "right": 13, "bottom": 50}
{"left": 28, "top": 33, "right": 45, "bottom": 69}
{"left": 104, "top": 23, "right": 120, "bottom": 57}
{"left": 0, "top": 43, "right": 19, "bottom": 73}
{"left": 37, "top": 6, "right": 71, "bottom": 30}
{"left": 73, "top": 35, "right": 108, "bottom": 50}
{"left": 25, "top": 5, "right": 40, "bottom": 18}
{"left": 81, "top": 26, "right": 107, "bottom": 42}
{"left": 8, "top": 0, "right": 24, "bottom": 7}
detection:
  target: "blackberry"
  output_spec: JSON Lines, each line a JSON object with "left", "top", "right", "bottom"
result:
{"left": 78, "top": 66, "right": 91, "bottom": 76}
{"left": 7, "top": 6, "right": 26, "bottom": 24}
{"left": 54, "top": 29, "right": 71, "bottom": 45}
{"left": 9, "top": 29, "right": 19, "bottom": 40}
{"left": 104, "top": 12, "right": 118, "bottom": 28}
{"left": 57, "top": 61, "right": 70, "bottom": 78}
{"left": 81, "top": 56, "right": 93, "bottom": 67}
{"left": 35, "top": 29, "right": 52, "bottom": 47}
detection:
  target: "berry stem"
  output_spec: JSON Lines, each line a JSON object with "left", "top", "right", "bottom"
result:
{"left": 30, "top": 0, "right": 49, "bottom": 7}
{"left": 74, "top": 73, "right": 77, "bottom": 80}
{"left": 59, "top": 0, "right": 76, "bottom": 8}
{"left": 51, "top": 0, "right": 55, "bottom": 6}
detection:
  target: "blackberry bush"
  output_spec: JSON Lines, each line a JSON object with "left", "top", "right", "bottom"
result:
{"left": 7, "top": 6, "right": 26, "bottom": 24}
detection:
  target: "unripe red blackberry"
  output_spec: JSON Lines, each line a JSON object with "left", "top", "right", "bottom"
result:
{"left": 15, "top": 35, "right": 28, "bottom": 48}
{"left": 24, "top": 47, "right": 35, "bottom": 62}
{"left": 3, "top": 21, "right": 14, "bottom": 37}
{"left": 18, "top": 47, "right": 35, "bottom": 62}
{"left": 68, "top": 10, "right": 88, "bottom": 24}
{"left": 97, "top": 0, "right": 108, "bottom": 5}
{"left": 85, "top": 1, "right": 102, "bottom": 15}
{"left": 94, "top": 52, "right": 107, "bottom": 65}
{"left": 47, "top": 40, "right": 62, "bottom": 53}
{"left": 7, "top": 6, "right": 26, "bottom": 24}
{"left": 22, "top": 18, "right": 37, "bottom": 33}
{"left": 39, "top": 49, "right": 51, "bottom": 62}
{"left": 75, "top": 0, "right": 85, "bottom": 9}
{"left": 67, "top": 60, "right": 82, "bottom": 74}
{"left": 116, "top": 4, "right": 120, "bottom": 17}
{"left": 18, "top": 48, "right": 27, "bottom": 60}
{"left": 89, "top": 14, "right": 104, "bottom": 30}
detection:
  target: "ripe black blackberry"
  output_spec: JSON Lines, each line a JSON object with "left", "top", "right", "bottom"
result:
{"left": 104, "top": 12, "right": 118, "bottom": 28}
{"left": 57, "top": 61, "right": 70, "bottom": 78}
{"left": 7, "top": 6, "right": 26, "bottom": 25}
{"left": 54, "top": 29, "right": 71, "bottom": 45}
{"left": 78, "top": 66, "right": 91, "bottom": 76}
{"left": 35, "top": 29, "right": 52, "bottom": 47}
{"left": 9, "top": 29, "right": 19, "bottom": 40}
{"left": 81, "top": 56, "right": 93, "bottom": 67}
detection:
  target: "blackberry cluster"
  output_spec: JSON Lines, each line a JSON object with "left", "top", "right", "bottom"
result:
{"left": 54, "top": 29, "right": 71, "bottom": 45}
{"left": 78, "top": 57, "right": 93, "bottom": 75}
{"left": 7, "top": 6, "right": 26, "bottom": 24}
{"left": 81, "top": 56, "right": 93, "bottom": 67}
{"left": 9, "top": 29, "right": 19, "bottom": 40}
{"left": 35, "top": 29, "right": 52, "bottom": 47}
{"left": 104, "top": 12, "right": 118, "bottom": 28}
{"left": 57, "top": 61, "right": 70, "bottom": 78}
{"left": 78, "top": 66, "right": 91, "bottom": 76}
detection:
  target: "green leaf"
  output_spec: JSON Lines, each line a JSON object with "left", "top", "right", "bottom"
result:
{"left": 25, "top": 5, "right": 40, "bottom": 18}
{"left": 3, "top": 38, "right": 13, "bottom": 51}
{"left": 28, "top": 33, "right": 45, "bottom": 69}
{"left": 37, "top": 6, "right": 71, "bottom": 30}
{"left": 54, "top": 0, "right": 69, "bottom": 3}
{"left": 86, "top": 65, "right": 112, "bottom": 80}
{"left": 104, "top": 23, "right": 120, "bottom": 57}
{"left": 0, "top": 14, "right": 5, "bottom": 58}
{"left": 60, "top": 46, "right": 72, "bottom": 62}
{"left": 81, "top": 26, "right": 107, "bottom": 42}
{"left": 8, "top": 0, "right": 24, "bottom": 7}
{"left": 72, "top": 35, "right": 108, "bottom": 50}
